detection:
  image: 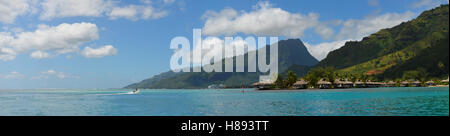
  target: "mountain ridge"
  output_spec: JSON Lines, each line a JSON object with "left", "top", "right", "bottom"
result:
{"left": 317, "top": 4, "right": 449, "bottom": 79}
{"left": 126, "top": 39, "right": 318, "bottom": 89}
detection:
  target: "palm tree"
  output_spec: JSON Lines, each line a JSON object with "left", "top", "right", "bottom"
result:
{"left": 324, "top": 67, "right": 337, "bottom": 88}
{"left": 284, "top": 71, "right": 298, "bottom": 88}
{"left": 275, "top": 74, "right": 284, "bottom": 89}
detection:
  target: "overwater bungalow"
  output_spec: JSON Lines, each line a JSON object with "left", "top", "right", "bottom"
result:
{"left": 252, "top": 81, "right": 274, "bottom": 90}
{"left": 401, "top": 81, "right": 410, "bottom": 87}
{"left": 411, "top": 81, "right": 422, "bottom": 87}
{"left": 318, "top": 79, "right": 332, "bottom": 89}
{"left": 334, "top": 79, "right": 353, "bottom": 88}
{"left": 442, "top": 77, "right": 449, "bottom": 84}
{"left": 354, "top": 81, "right": 366, "bottom": 88}
{"left": 366, "top": 81, "right": 384, "bottom": 88}
{"left": 426, "top": 81, "right": 435, "bottom": 86}
{"left": 293, "top": 79, "right": 308, "bottom": 89}
{"left": 386, "top": 81, "right": 396, "bottom": 87}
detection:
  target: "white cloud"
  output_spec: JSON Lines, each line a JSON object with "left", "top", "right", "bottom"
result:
{"left": 30, "top": 50, "right": 50, "bottom": 59}
{"left": 305, "top": 12, "right": 415, "bottom": 60}
{"left": 0, "top": 22, "right": 116, "bottom": 61}
{"left": 37, "top": 69, "right": 78, "bottom": 79}
{"left": 0, "top": 32, "right": 15, "bottom": 61}
{"left": 336, "top": 12, "right": 415, "bottom": 40}
{"left": 2, "top": 71, "right": 25, "bottom": 79}
{"left": 108, "top": 5, "right": 168, "bottom": 20}
{"left": 11, "top": 22, "right": 99, "bottom": 53}
{"left": 314, "top": 24, "right": 335, "bottom": 40}
{"left": 411, "top": 0, "right": 448, "bottom": 9}
{"left": 200, "top": 1, "right": 416, "bottom": 61}
{"left": 0, "top": 32, "right": 16, "bottom": 60}
{"left": 189, "top": 37, "right": 254, "bottom": 64}
{"left": 304, "top": 40, "right": 350, "bottom": 61}
{"left": 202, "top": 1, "right": 321, "bottom": 37}
{"left": 0, "top": 0, "right": 29, "bottom": 23}
{"left": 40, "top": 0, "right": 113, "bottom": 20}
{"left": 81, "top": 45, "right": 117, "bottom": 58}
{"left": 40, "top": 0, "right": 170, "bottom": 21}
{"left": 0, "top": 47, "right": 16, "bottom": 61}
{"left": 306, "top": 12, "right": 415, "bottom": 60}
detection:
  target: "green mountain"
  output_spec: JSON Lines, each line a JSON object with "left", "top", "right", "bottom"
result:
{"left": 125, "top": 39, "right": 318, "bottom": 89}
{"left": 317, "top": 4, "right": 449, "bottom": 79}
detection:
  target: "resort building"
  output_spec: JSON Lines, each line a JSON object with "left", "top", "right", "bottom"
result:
{"left": 293, "top": 79, "right": 308, "bottom": 89}
{"left": 318, "top": 79, "right": 332, "bottom": 89}
{"left": 354, "top": 81, "right": 366, "bottom": 88}
{"left": 426, "top": 81, "right": 435, "bottom": 86}
{"left": 252, "top": 81, "right": 274, "bottom": 90}
{"left": 334, "top": 79, "right": 353, "bottom": 88}
{"left": 411, "top": 81, "right": 422, "bottom": 87}
{"left": 401, "top": 81, "right": 410, "bottom": 87}
{"left": 385, "top": 81, "right": 396, "bottom": 87}
{"left": 442, "top": 77, "right": 449, "bottom": 84}
{"left": 366, "top": 81, "right": 384, "bottom": 88}
{"left": 401, "top": 81, "right": 421, "bottom": 87}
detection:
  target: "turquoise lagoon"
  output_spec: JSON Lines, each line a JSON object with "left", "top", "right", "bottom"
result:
{"left": 0, "top": 87, "right": 448, "bottom": 116}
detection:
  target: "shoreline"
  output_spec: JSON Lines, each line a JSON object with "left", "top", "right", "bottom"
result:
{"left": 254, "top": 85, "right": 450, "bottom": 91}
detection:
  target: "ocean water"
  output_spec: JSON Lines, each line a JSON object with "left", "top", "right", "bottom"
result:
{"left": 0, "top": 87, "right": 448, "bottom": 116}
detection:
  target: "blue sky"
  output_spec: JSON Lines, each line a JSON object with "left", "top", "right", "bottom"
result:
{"left": 0, "top": 0, "right": 448, "bottom": 89}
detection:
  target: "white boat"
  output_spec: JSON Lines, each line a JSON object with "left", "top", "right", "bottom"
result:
{"left": 132, "top": 89, "right": 140, "bottom": 94}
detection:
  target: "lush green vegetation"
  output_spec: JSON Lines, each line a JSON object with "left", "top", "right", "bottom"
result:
{"left": 318, "top": 5, "right": 449, "bottom": 80}
{"left": 273, "top": 71, "right": 298, "bottom": 89}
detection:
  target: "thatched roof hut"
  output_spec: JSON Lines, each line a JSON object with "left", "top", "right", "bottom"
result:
{"left": 334, "top": 79, "right": 354, "bottom": 88}
{"left": 387, "top": 81, "right": 396, "bottom": 85}
{"left": 294, "top": 79, "right": 308, "bottom": 86}
{"left": 318, "top": 79, "right": 332, "bottom": 85}
{"left": 401, "top": 81, "right": 410, "bottom": 85}
{"left": 317, "top": 79, "right": 332, "bottom": 89}
{"left": 293, "top": 79, "right": 308, "bottom": 89}
{"left": 334, "top": 79, "right": 352, "bottom": 84}
{"left": 442, "top": 77, "right": 449, "bottom": 83}
{"left": 252, "top": 81, "right": 274, "bottom": 90}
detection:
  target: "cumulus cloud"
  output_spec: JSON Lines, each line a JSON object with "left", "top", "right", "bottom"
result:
{"left": 304, "top": 40, "right": 350, "bottom": 61}
{"left": 314, "top": 24, "right": 335, "bottom": 40}
{"left": 306, "top": 11, "right": 415, "bottom": 60}
{"left": 81, "top": 45, "right": 117, "bottom": 58}
{"left": 30, "top": 50, "right": 50, "bottom": 59}
{"left": 0, "top": 47, "right": 16, "bottom": 61}
{"left": 0, "top": 22, "right": 116, "bottom": 61}
{"left": 11, "top": 22, "right": 99, "bottom": 53}
{"left": 108, "top": 5, "right": 168, "bottom": 20}
{"left": 189, "top": 37, "right": 255, "bottom": 65}
{"left": 202, "top": 1, "right": 322, "bottom": 37}
{"left": 40, "top": 0, "right": 170, "bottom": 21}
{"left": 0, "top": 32, "right": 15, "bottom": 61}
{"left": 40, "top": 0, "right": 113, "bottom": 20}
{"left": 335, "top": 11, "right": 415, "bottom": 40}
{"left": 411, "top": 0, "right": 449, "bottom": 9}
{"left": 200, "top": 1, "right": 416, "bottom": 61}
{"left": 0, "top": 0, "right": 29, "bottom": 23}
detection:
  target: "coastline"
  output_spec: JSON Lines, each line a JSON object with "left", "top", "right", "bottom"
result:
{"left": 253, "top": 85, "right": 450, "bottom": 91}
